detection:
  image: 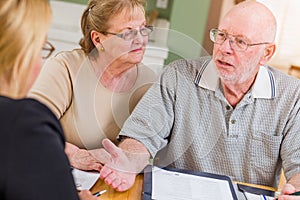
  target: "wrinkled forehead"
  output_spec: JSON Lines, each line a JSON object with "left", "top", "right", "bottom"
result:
{"left": 106, "top": 5, "right": 146, "bottom": 30}
{"left": 218, "top": 15, "right": 260, "bottom": 38}
{"left": 219, "top": 2, "right": 276, "bottom": 41}
{"left": 112, "top": 6, "right": 145, "bottom": 24}
{"left": 218, "top": 13, "right": 260, "bottom": 40}
{"left": 118, "top": 4, "right": 145, "bottom": 21}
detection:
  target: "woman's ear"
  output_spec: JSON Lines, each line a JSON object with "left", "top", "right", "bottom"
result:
{"left": 90, "top": 30, "right": 105, "bottom": 52}
{"left": 259, "top": 44, "right": 276, "bottom": 65}
{"left": 90, "top": 30, "right": 102, "bottom": 46}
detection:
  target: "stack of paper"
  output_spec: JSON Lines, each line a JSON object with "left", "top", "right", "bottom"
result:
{"left": 151, "top": 166, "right": 236, "bottom": 200}
{"left": 71, "top": 168, "right": 100, "bottom": 190}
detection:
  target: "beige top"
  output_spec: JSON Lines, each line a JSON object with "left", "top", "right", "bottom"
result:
{"left": 29, "top": 49, "right": 157, "bottom": 149}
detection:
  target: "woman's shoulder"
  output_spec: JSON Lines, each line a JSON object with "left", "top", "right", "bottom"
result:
{"left": 0, "top": 97, "right": 64, "bottom": 137}
{"left": 0, "top": 96, "right": 46, "bottom": 117}
{"left": 41, "top": 48, "right": 90, "bottom": 81}
{"left": 21, "top": 98, "right": 60, "bottom": 118}
{"left": 44, "top": 49, "right": 87, "bottom": 70}
{"left": 53, "top": 48, "right": 85, "bottom": 60}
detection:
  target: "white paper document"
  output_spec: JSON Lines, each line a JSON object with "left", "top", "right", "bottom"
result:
{"left": 151, "top": 166, "right": 234, "bottom": 200}
{"left": 71, "top": 168, "right": 100, "bottom": 190}
{"left": 244, "top": 192, "right": 273, "bottom": 200}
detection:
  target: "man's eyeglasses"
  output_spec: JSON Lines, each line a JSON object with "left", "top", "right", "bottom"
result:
{"left": 209, "top": 29, "right": 271, "bottom": 52}
{"left": 101, "top": 25, "right": 153, "bottom": 41}
{"left": 42, "top": 41, "right": 55, "bottom": 59}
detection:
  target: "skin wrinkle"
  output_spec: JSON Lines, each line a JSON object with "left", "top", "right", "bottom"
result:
{"left": 224, "top": 1, "right": 276, "bottom": 42}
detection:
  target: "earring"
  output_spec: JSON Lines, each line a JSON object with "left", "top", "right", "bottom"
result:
{"left": 97, "top": 42, "right": 105, "bottom": 52}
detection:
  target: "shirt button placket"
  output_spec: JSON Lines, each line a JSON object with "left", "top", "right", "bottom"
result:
{"left": 228, "top": 118, "right": 238, "bottom": 139}
{"left": 226, "top": 105, "right": 231, "bottom": 110}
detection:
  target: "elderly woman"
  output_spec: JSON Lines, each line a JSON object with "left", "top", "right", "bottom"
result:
{"left": 29, "top": 0, "right": 157, "bottom": 171}
{"left": 0, "top": 0, "right": 97, "bottom": 199}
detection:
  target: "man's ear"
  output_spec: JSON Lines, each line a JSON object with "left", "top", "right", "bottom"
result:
{"left": 259, "top": 43, "right": 276, "bottom": 65}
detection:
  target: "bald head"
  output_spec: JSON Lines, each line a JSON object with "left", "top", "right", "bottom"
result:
{"left": 220, "top": 1, "right": 277, "bottom": 42}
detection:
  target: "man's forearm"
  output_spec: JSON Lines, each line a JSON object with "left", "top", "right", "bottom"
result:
{"left": 119, "top": 138, "right": 151, "bottom": 173}
{"left": 287, "top": 173, "right": 300, "bottom": 190}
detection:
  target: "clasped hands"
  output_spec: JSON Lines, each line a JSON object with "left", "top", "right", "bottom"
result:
{"left": 69, "top": 139, "right": 138, "bottom": 191}
{"left": 69, "top": 142, "right": 300, "bottom": 198}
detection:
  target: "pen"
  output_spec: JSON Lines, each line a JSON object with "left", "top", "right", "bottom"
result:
{"left": 93, "top": 189, "right": 107, "bottom": 197}
{"left": 290, "top": 191, "right": 300, "bottom": 196}
{"left": 262, "top": 194, "right": 267, "bottom": 200}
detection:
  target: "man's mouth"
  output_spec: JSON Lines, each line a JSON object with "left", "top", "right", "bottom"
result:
{"left": 217, "top": 59, "right": 233, "bottom": 67}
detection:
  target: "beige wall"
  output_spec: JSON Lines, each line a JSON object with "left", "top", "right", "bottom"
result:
{"left": 220, "top": 0, "right": 235, "bottom": 19}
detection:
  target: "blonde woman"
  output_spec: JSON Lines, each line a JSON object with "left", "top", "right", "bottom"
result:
{"left": 29, "top": 0, "right": 157, "bottom": 171}
{"left": 0, "top": 0, "right": 97, "bottom": 199}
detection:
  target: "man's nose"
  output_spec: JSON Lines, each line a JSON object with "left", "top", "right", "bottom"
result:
{"left": 218, "top": 38, "right": 234, "bottom": 54}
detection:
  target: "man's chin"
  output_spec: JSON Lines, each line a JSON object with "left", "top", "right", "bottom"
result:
{"left": 219, "top": 73, "right": 239, "bottom": 83}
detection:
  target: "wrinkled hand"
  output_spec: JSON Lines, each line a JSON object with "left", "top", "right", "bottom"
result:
{"left": 278, "top": 184, "right": 300, "bottom": 200}
{"left": 69, "top": 149, "right": 102, "bottom": 171}
{"left": 78, "top": 190, "right": 99, "bottom": 200}
{"left": 89, "top": 148, "right": 112, "bottom": 165}
{"left": 99, "top": 139, "right": 137, "bottom": 192}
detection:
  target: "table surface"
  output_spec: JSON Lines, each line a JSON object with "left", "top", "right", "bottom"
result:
{"left": 89, "top": 174, "right": 278, "bottom": 200}
{"left": 90, "top": 174, "right": 144, "bottom": 200}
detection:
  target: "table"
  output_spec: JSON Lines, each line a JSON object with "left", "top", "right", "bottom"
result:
{"left": 90, "top": 174, "right": 144, "bottom": 200}
{"left": 89, "top": 174, "right": 279, "bottom": 200}
{"left": 234, "top": 181, "right": 276, "bottom": 192}
{"left": 91, "top": 174, "right": 282, "bottom": 200}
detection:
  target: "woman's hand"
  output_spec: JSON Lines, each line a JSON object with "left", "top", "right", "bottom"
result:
{"left": 69, "top": 148, "right": 103, "bottom": 171}
{"left": 65, "top": 142, "right": 102, "bottom": 171}
{"left": 78, "top": 190, "right": 99, "bottom": 200}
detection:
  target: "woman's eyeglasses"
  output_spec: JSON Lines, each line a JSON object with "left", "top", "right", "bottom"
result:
{"left": 42, "top": 41, "right": 55, "bottom": 59}
{"left": 101, "top": 25, "right": 153, "bottom": 41}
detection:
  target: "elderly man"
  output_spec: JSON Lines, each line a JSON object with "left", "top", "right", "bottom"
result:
{"left": 99, "top": 1, "right": 300, "bottom": 199}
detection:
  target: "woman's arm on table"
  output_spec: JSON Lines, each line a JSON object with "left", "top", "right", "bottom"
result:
{"left": 65, "top": 142, "right": 102, "bottom": 171}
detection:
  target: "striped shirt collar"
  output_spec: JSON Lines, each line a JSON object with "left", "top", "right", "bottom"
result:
{"left": 194, "top": 60, "right": 276, "bottom": 99}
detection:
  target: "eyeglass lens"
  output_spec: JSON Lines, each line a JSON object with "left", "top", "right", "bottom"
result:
{"left": 210, "top": 29, "right": 249, "bottom": 51}
{"left": 118, "top": 26, "right": 153, "bottom": 41}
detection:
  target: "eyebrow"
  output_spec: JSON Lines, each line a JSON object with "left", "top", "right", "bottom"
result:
{"left": 117, "top": 22, "right": 148, "bottom": 32}
{"left": 220, "top": 29, "right": 251, "bottom": 40}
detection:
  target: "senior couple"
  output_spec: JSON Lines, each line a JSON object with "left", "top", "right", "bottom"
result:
{"left": 91, "top": 1, "right": 300, "bottom": 200}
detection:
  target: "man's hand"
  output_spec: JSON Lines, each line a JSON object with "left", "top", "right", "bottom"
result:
{"left": 99, "top": 139, "right": 137, "bottom": 191}
{"left": 278, "top": 184, "right": 300, "bottom": 200}
{"left": 89, "top": 148, "right": 112, "bottom": 165}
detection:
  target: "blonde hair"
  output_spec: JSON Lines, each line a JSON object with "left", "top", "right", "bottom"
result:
{"left": 80, "top": 0, "right": 146, "bottom": 54}
{"left": 0, "top": 0, "right": 52, "bottom": 97}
